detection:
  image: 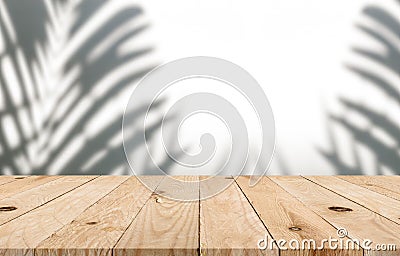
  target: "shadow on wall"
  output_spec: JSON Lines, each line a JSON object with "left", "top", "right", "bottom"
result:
{"left": 0, "top": 0, "right": 172, "bottom": 175}
{"left": 319, "top": 1, "right": 400, "bottom": 174}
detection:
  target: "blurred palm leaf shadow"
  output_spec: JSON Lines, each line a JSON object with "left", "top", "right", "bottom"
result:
{"left": 320, "top": 2, "right": 400, "bottom": 174}
{"left": 0, "top": 0, "right": 172, "bottom": 175}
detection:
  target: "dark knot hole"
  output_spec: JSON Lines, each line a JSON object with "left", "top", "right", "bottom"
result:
{"left": 289, "top": 226, "right": 302, "bottom": 231}
{"left": 329, "top": 206, "right": 353, "bottom": 212}
{"left": 0, "top": 206, "right": 17, "bottom": 212}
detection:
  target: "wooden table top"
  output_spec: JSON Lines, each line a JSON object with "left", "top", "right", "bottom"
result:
{"left": 0, "top": 176, "right": 398, "bottom": 256}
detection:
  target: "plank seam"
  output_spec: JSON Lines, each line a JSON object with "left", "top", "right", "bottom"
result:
{"left": 0, "top": 177, "right": 19, "bottom": 187}
{"left": 0, "top": 176, "right": 64, "bottom": 201}
{"left": 269, "top": 177, "right": 367, "bottom": 254}
{"left": 197, "top": 177, "right": 201, "bottom": 256}
{"left": 0, "top": 176, "right": 100, "bottom": 228}
{"left": 337, "top": 176, "right": 400, "bottom": 202}
{"left": 302, "top": 176, "right": 400, "bottom": 226}
{"left": 32, "top": 176, "right": 131, "bottom": 256}
{"left": 111, "top": 176, "right": 166, "bottom": 255}
{"left": 233, "top": 177, "right": 280, "bottom": 256}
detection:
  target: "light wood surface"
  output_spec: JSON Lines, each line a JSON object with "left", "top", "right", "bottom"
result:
{"left": 200, "top": 179, "right": 277, "bottom": 256}
{"left": 36, "top": 177, "right": 151, "bottom": 256}
{"left": 0, "top": 176, "right": 398, "bottom": 256}
{"left": 0, "top": 176, "right": 27, "bottom": 186}
{"left": 271, "top": 176, "right": 400, "bottom": 256}
{"left": 306, "top": 176, "right": 400, "bottom": 225}
{"left": 236, "top": 176, "right": 360, "bottom": 256}
{"left": 0, "top": 176, "right": 96, "bottom": 226}
{"left": 0, "top": 176, "right": 127, "bottom": 256}
{"left": 0, "top": 176, "right": 61, "bottom": 201}
{"left": 115, "top": 176, "right": 199, "bottom": 256}
{"left": 338, "top": 176, "right": 400, "bottom": 201}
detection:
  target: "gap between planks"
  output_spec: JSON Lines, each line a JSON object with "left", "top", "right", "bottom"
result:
{"left": 0, "top": 176, "right": 398, "bottom": 256}
{"left": 0, "top": 176, "right": 128, "bottom": 256}
{"left": 271, "top": 176, "right": 400, "bottom": 256}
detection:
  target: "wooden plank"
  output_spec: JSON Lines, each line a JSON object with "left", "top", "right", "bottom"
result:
{"left": 0, "top": 176, "right": 61, "bottom": 200}
{"left": 0, "top": 176, "right": 96, "bottom": 225}
{"left": 114, "top": 176, "right": 199, "bottom": 256}
{"left": 0, "top": 175, "right": 397, "bottom": 256}
{"left": 0, "top": 176, "right": 128, "bottom": 256}
{"left": 271, "top": 176, "right": 400, "bottom": 256}
{"left": 151, "top": 176, "right": 197, "bottom": 201}
{"left": 200, "top": 177, "right": 278, "bottom": 256}
{"left": 236, "top": 176, "right": 360, "bottom": 256}
{"left": 0, "top": 176, "right": 23, "bottom": 186}
{"left": 306, "top": 176, "right": 400, "bottom": 225}
{"left": 338, "top": 176, "right": 400, "bottom": 202}
{"left": 36, "top": 177, "right": 153, "bottom": 256}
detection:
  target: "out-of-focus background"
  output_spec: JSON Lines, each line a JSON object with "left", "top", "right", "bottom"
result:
{"left": 0, "top": 0, "right": 399, "bottom": 175}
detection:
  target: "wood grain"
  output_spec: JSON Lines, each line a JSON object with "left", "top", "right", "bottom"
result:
{"left": 306, "top": 176, "right": 400, "bottom": 225}
{"left": 236, "top": 176, "right": 360, "bottom": 256}
{"left": 0, "top": 176, "right": 397, "bottom": 256}
{"left": 36, "top": 177, "right": 152, "bottom": 256}
{"left": 114, "top": 176, "right": 199, "bottom": 256}
{"left": 200, "top": 177, "right": 278, "bottom": 256}
{"left": 0, "top": 176, "right": 96, "bottom": 225}
{"left": 0, "top": 176, "right": 128, "bottom": 256}
{"left": 338, "top": 176, "right": 400, "bottom": 202}
{"left": 0, "top": 176, "right": 23, "bottom": 186}
{"left": 0, "top": 176, "right": 61, "bottom": 201}
{"left": 271, "top": 176, "right": 400, "bottom": 256}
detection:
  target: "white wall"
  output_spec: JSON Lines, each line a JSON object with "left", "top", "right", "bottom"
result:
{"left": 140, "top": 0, "right": 400, "bottom": 175}
{"left": 1, "top": 0, "right": 399, "bottom": 175}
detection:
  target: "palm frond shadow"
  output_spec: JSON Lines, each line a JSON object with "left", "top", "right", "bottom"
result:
{"left": 0, "top": 0, "right": 50, "bottom": 174}
{"left": 0, "top": 1, "right": 175, "bottom": 175}
{"left": 319, "top": 2, "right": 400, "bottom": 175}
